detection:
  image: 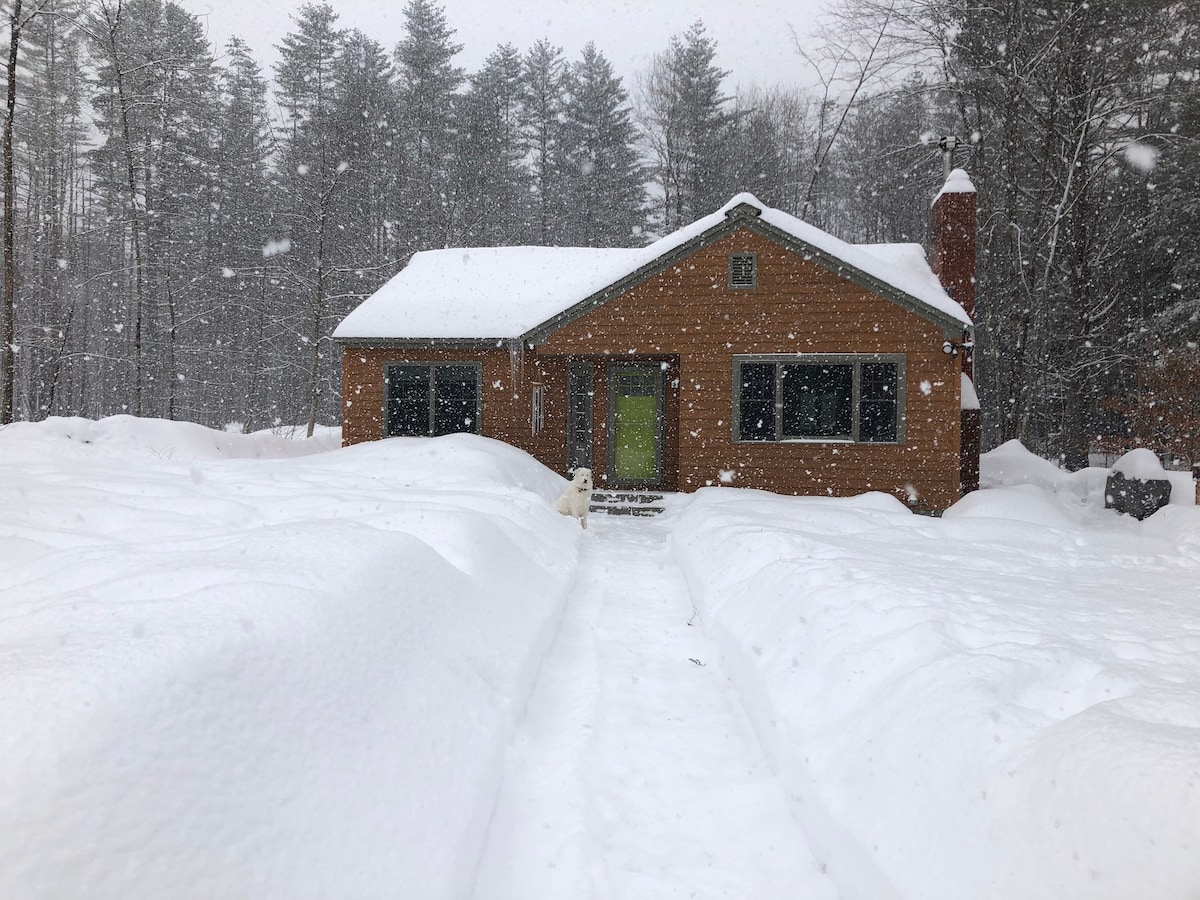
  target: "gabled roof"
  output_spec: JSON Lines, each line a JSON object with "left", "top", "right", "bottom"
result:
{"left": 333, "top": 193, "right": 972, "bottom": 347}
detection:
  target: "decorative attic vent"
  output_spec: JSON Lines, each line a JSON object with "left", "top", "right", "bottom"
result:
{"left": 729, "top": 252, "right": 757, "bottom": 289}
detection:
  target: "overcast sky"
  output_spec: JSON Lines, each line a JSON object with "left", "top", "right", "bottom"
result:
{"left": 180, "top": 0, "right": 830, "bottom": 90}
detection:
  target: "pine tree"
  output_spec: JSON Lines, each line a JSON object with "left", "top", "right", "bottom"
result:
{"left": 212, "top": 36, "right": 276, "bottom": 430}
{"left": 213, "top": 37, "right": 272, "bottom": 271}
{"left": 87, "top": 0, "right": 221, "bottom": 418}
{"left": 143, "top": 2, "right": 220, "bottom": 420}
{"left": 393, "top": 0, "right": 462, "bottom": 251}
{"left": 637, "top": 21, "right": 736, "bottom": 232}
{"left": 454, "top": 43, "right": 530, "bottom": 244}
{"left": 275, "top": 2, "right": 342, "bottom": 139}
{"left": 720, "top": 85, "right": 814, "bottom": 218}
{"left": 9, "top": 0, "right": 87, "bottom": 420}
{"left": 946, "top": 0, "right": 1193, "bottom": 464}
{"left": 274, "top": 1, "right": 349, "bottom": 435}
{"left": 333, "top": 30, "right": 401, "bottom": 272}
{"left": 559, "top": 42, "right": 645, "bottom": 247}
{"left": 88, "top": 0, "right": 158, "bottom": 415}
{"left": 520, "top": 39, "right": 568, "bottom": 244}
{"left": 828, "top": 76, "right": 935, "bottom": 243}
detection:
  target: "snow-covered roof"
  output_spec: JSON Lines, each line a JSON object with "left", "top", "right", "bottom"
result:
{"left": 334, "top": 192, "right": 971, "bottom": 343}
{"left": 335, "top": 247, "right": 645, "bottom": 341}
{"left": 852, "top": 242, "right": 959, "bottom": 316}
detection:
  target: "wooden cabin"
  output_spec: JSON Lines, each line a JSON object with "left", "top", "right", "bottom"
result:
{"left": 335, "top": 173, "right": 979, "bottom": 512}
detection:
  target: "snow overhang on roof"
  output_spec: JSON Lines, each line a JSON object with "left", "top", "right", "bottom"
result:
{"left": 333, "top": 193, "right": 972, "bottom": 347}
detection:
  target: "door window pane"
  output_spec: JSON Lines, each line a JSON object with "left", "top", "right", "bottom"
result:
{"left": 614, "top": 395, "right": 658, "bottom": 479}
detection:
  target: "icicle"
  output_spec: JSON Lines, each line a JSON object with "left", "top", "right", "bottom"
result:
{"left": 507, "top": 338, "right": 524, "bottom": 396}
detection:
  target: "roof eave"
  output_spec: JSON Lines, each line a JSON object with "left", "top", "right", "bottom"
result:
{"left": 335, "top": 336, "right": 520, "bottom": 350}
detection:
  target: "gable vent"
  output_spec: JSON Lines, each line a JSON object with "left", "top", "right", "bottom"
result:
{"left": 729, "top": 252, "right": 757, "bottom": 289}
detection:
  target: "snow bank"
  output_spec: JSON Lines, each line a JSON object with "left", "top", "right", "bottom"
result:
{"left": 673, "top": 486, "right": 1200, "bottom": 900}
{"left": 0, "top": 413, "right": 342, "bottom": 460}
{"left": 0, "top": 419, "right": 577, "bottom": 899}
{"left": 1111, "top": 447, "right": 1166, "bottom": 480}
{"left": 982, "top": 439, "right": 1194, "bottom": 516}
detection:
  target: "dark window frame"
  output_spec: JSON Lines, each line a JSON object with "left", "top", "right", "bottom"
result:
{"left": 728, "top": 252, "right": 758, "bottom": 289}
{"left": 731, "top": 353, "right": 905, "bottom": 444}
{"left": 383, "top": 361, "right": 483, "bottom": 437}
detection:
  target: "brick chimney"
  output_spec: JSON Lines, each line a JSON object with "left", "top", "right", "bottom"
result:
{"left": 931, "top": 167, "right": 977, "bottom": 327}
{"left": 931, "top": 149, "right": 980, "bottom": 497}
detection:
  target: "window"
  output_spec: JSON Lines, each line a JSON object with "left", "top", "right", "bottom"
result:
{"left": 385, "top": 363, "right": 480, "bottom": 437}
{"left": 734, "top": 355, "right": 903, "bottom": 443}
{"left": 729, "top": 252, "right": 757, "bottom": 289}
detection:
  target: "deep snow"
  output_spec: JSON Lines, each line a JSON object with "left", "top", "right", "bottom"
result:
{"left": 2, "top": 419, "right": 1198, "bottom": 899}
{"left": 676, "top": 445, "right": 1200, "bottom": 899}
{"left": 1, "top": 418, "right": 577, "bottom": 898}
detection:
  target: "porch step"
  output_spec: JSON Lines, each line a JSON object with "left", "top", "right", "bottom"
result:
{"left": 589, "top": 491, "right": 667, "bottom": 517}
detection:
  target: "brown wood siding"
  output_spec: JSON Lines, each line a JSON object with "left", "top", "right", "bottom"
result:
{"left": 536, "top": 228, "right": 962, "bottom": 510}
{"left": 340, "top": 347, "right": 572, "bottom": 475}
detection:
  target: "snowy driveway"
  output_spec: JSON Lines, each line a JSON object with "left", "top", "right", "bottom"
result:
{"left": 471, "top": 515, "right": 837, "bottom": 899}
{"left": 4, "top": 422, "right": 1199, "bottom": 900}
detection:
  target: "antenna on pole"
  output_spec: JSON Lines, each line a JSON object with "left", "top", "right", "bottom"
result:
{"left": 938, "top": 135, "right": 960, "bottom": 180}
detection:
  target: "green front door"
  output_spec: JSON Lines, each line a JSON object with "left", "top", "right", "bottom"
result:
{"left": 610, "top": 365, "right": 663, "bottom": 485}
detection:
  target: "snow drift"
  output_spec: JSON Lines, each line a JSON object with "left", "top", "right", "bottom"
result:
{"left": 674, "top": 474, "right": 1200, "bottom": 899}
{"left": 0, "top": 419, "right": 578, "bottom": 899}
{"left": 5, "top": 419, "right": 1199, "bottom": 900}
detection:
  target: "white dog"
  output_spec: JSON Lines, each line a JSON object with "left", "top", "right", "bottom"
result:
{"left": 554, "top": 467, "right": 594, "bottom": 529}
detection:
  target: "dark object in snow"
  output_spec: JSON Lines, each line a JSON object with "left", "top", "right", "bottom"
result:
{"left": 1104, "top": 471, "right": 1172, "bottom": 520}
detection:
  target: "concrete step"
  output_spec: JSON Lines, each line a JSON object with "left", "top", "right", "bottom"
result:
{"left": 591, "top": 504, "right": 665, "bottom": 517}
{"left": 590, "top": 491, "right": 668, "bottom": 516}
{"left": 591, "top": 491, "right": 665, "bottom": 504}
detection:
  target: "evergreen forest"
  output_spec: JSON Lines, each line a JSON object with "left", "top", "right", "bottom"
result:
{"left": 2, "top": 0, "right": 1198, "bottom": 467}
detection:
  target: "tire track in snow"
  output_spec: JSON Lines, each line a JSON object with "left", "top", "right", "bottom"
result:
{"left": 470, "top": 514, "right": 838, "bottom": 899}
